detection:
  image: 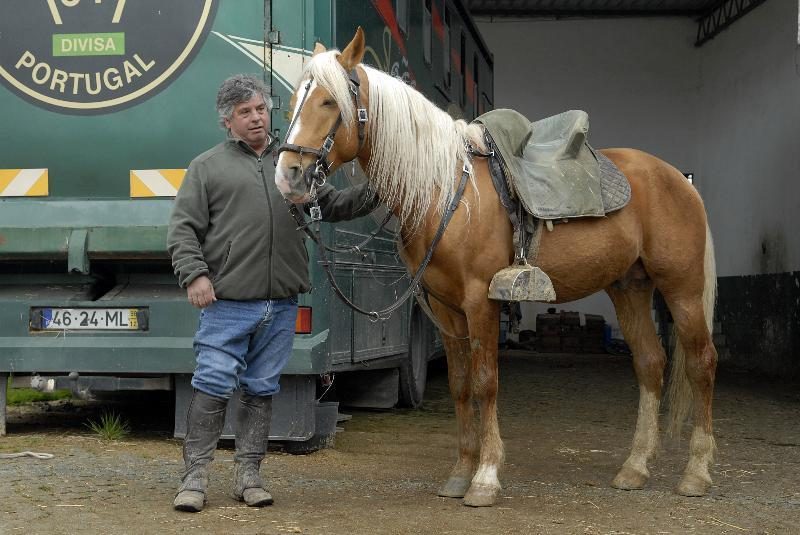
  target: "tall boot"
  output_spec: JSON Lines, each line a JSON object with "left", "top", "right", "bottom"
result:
{"left": 233, "top": 393, "right": 274, "bottom": 507}
{"left": 173, "top": 390, "right": 228, "bottom": 512}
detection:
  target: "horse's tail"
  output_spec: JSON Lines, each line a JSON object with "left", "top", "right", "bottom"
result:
{"left": 666, "top": 223, "right": 717, "bottom": 437}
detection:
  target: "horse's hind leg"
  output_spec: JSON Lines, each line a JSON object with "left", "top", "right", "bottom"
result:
{"left": 606, "top": 281, "right": 666, "bottom": 490}
{"left": 437, "top": 335, "right": 480, "bottom": 499}
{"left": 663, "top": 291, "right": 717, "bottom": 496}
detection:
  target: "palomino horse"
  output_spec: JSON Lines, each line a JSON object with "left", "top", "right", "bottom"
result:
{"left": 275, "top": 28, "right": 718, "bottom": 507}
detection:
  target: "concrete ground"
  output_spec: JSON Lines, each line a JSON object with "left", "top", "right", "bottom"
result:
{"left": 1, "top": 351, "right": 799, "bottom": 534}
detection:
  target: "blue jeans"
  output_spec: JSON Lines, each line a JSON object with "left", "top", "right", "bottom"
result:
{"left": 191, "top": 297, "right": 297, "bottom": 399}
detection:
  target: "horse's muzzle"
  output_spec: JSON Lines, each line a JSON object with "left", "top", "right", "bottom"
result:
{"left": 275, "top": 167, "right": 310, "bottom": 203}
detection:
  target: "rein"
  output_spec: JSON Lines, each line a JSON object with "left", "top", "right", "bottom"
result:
{"left": 291, "top": 164, "right": 471, "bottom": 321}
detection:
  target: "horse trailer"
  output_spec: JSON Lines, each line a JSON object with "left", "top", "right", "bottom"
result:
{"left": 0, "top": 0, "right": 494, "bottom": 450}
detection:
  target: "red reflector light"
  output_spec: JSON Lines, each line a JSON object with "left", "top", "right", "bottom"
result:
{"left": 295, "top": 306, "right": 312, "bottom": 334}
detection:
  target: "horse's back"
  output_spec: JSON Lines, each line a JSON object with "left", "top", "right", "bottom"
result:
{"left": 536, "top": 147, "right": 708, "bottom": 302}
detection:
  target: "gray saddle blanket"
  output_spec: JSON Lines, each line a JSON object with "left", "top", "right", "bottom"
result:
{"left": 473, "top": 108, "right": 631, "bottom": 219}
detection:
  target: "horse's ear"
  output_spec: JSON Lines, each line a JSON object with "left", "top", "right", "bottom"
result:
{"left": 338, "top": 27, "right": 365, "bottom": 70}
{"left": 312, "top": 41, "right": 326, "bottom": 56}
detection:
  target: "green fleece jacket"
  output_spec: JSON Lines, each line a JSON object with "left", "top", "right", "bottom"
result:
{"left": 167, "top": 138, "right": 378, "bottom": 300}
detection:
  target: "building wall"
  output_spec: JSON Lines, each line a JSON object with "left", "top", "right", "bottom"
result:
{"left": 695, "top": 0, "right": 800, "bottom": 277}
{"left": 478, "top": 3, "right": 800, "bottom": 373}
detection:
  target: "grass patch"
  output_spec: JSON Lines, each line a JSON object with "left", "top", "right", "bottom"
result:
{"left": 6, "top": 377, "right": 71, "bottom": 406}
{"left": 85, "top": 411, "right": 131, "bottom": 441}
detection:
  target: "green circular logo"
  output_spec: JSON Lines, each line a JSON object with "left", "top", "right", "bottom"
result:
{"left": 0, "top": 0, "right": 217, "bottom": 114}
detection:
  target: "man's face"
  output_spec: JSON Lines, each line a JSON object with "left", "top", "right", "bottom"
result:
{"left": 224, "top": 94, "right": 270, "bottom": 151}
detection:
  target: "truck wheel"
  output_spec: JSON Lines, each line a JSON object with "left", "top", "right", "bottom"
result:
{"left": 398, "top": 309, "right": 430, "bottom": 408}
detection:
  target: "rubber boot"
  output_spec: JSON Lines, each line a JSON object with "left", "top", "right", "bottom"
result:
{"left": 173, "top": 390, "right": 228, "bottom": 512}
{"left": 233, "top": 393, "right": 274, "bottom": 507}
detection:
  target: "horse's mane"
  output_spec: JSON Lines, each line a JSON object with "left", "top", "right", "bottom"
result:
{"left": 304, "top": 51, "right": 485, "bottom": 231}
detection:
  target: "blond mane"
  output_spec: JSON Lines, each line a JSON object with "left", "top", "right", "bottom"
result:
{"left": 302, "top": 50, "right": 485, "bottom": 231}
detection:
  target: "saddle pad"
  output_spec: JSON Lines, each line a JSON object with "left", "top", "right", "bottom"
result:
{"left": 597, "top": 151, "right": 631, "bottom": 214}
{"left": 475, "top": 108, "right": 630, "bottom": 219}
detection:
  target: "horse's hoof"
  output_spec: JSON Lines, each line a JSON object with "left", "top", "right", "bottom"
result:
{"left": 611, "top": 466, "right": 648, "bottom": 490}
{"left": 463, "top": 484, "right": 498, "bottom": 507}
{"left": 676, "top": 474, "right": 711, "bottom": 497}
{"left": 437, "top": 477, "right": 471, "bottom": 498}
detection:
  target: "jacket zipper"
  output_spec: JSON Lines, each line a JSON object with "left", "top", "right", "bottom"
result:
{"left": 257, "top": 155, "right": 275, "bottom": 297}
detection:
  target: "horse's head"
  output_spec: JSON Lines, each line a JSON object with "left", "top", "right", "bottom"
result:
{"left": 275, "top": 28, "right": 368, "bottom": 203}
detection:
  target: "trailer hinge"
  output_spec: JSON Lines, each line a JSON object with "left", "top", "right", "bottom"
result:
{"left": 67, "top": 228, "right": 90, "bottom": 275}
{"left": 267, "top": 30, "right": 281, "bottom": 45}
{"left": 270, "top": 95, "right": 281, "bottom": 110}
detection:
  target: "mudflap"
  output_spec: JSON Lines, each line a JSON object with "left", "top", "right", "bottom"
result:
{"left": 174, "top": 374, "right": 339, "bottom": 452}
{"left": 0, "top": 372, "right": 7, "bottom": 436}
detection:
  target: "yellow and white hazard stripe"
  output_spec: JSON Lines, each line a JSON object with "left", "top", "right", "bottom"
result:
{"left": 0, "top": 169, "right": 48, "bottom": 196}
{"left": 130, "top": 169, "right": 186, "bottom": 198}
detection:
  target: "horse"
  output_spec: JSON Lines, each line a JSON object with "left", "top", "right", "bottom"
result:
{"left": 275, "top": 28, "right": 718, "bottom": 507}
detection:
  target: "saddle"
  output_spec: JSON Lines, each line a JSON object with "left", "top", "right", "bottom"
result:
{"left": 474, "top": 108, "right": 630, "bottom": 219}
{"left": 472, "top": 109, "right": 632, "bottom": 302}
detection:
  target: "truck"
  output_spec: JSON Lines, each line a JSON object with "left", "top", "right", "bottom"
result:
{"left": 0, "top": 0, "right": 494, "bottom": 451}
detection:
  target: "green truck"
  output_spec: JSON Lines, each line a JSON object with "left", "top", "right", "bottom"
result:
{"left": 0, "top": 0, "right": 493, "bottom": 450}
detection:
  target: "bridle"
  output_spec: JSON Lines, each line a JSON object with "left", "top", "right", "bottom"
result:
{"left": 276, "top": 67, "right": 368, "bottom": 208}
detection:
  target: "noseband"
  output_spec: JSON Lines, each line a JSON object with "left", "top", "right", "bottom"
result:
{"left": 277, "top": 68, "right": 368, "bottom": 192}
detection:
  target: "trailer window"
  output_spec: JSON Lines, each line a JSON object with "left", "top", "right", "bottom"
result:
{"left": 396, "top": 0, "right": 409, "bottom": 35}
{"left": 423, "top": 0, "right": 432, "bottom": 65}
{"left": 443, "top": 4, "right": 451, "bottom": 87}
{"left": 459, "top": 31, "right": 466, "bottom": 107}
{"left": 473, "top": 53, "right": 479, "bottom": 118}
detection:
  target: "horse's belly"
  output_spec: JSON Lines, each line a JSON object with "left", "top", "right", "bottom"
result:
{"left": 536, "top": 213, "right": 640, "bottom": 302}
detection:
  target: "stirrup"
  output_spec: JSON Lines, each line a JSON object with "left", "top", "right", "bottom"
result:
{"left": 488, "top": 259, "right": 556, "bottom": 302}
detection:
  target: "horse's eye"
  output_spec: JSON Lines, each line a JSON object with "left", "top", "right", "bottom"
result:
{"left": 322, "top": 99, "right": 336, "bottom": 107}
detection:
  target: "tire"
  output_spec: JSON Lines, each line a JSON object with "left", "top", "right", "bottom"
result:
{"left": 398, "top": 308, "right": 431, "bottom": 408}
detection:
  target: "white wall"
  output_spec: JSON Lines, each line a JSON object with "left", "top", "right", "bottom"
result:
{"left": 696, "top": 0, "right": 800, "bottom": 277}
{"left": 478, "top": 4, "right": 800, "bottom": 333}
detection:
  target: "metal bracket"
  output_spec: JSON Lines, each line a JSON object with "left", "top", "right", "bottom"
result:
{"left": 67, "top": 228, "right": 90, "bottom": 275}
{"left": 267, "top": 30, "right": 281, "bottom": 45}
{"left": 357, "top": 108, "right": 368, "bottom": 122}
{"left": 695, "top": 0, "right": 766, "bottom": 47}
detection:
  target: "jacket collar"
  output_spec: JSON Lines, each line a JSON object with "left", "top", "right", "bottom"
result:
{"left": 227, "top": 133, "right": 278, "bottom": 158}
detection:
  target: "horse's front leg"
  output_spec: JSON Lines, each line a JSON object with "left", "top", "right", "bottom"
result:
{"left": 437, "top": 335, "right": 479, "bottom": 499}
{"left": 462, "top": 300, "right": 504, "bottom": 507}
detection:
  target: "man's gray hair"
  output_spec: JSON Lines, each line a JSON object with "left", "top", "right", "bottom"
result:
{"left": 216, "top": 74, "right": 272, "bottom": 129}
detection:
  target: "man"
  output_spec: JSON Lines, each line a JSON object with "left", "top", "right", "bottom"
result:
{"left": 167, "top": 74, "right": 377, "bottom": 512}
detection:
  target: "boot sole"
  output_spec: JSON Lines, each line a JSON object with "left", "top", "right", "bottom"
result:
{"left": 174, "top": 502, "right": 204, "bottom": 513}
{"left": 236, "top": 489, "right": 274, "bottom": 507}
{"left": 174, "top": 490, "right": 206, "bottom": 512}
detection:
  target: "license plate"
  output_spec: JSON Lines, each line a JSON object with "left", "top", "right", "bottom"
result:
{"left": 31, "top": 307, "right": 148, "bottom": 331}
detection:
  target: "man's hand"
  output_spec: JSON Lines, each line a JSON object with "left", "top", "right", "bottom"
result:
{"left": 187, "top": 275, "right": 216, "bottom": 309}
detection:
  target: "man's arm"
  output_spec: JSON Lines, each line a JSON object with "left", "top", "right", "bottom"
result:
{"left": 167, "top": 161, "right": 215, "bottom": 307}
{"left": 314, "top": 181, "right": 382, "bottom": 222}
